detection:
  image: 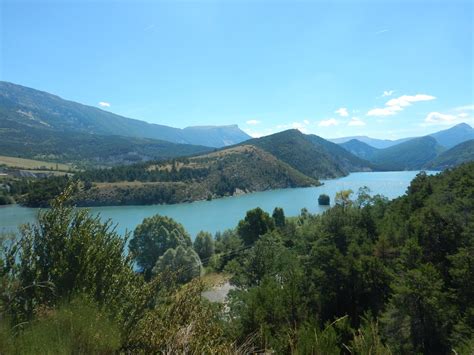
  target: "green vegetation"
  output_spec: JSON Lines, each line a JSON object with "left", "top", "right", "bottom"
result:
{"left": 340, "top": 136, "right": 447, "bottom": 171}
{"left": 0, "top": 124, "right": 211, "bottom": 168}
{"left": 425, "top": 139, "right": 474, "bottom": 170}
{"left": 245, "top": 129, "right": 372, "bottom": 179}
{"left": 1, "top": 163, "right": 472, "bottom": 353}
{"left": 340, "top": 138, "right": 378, "bottom": 160}
{"left": 370, "top": 136, "right": 444, "bottom": 171}
{"left": 15, "top": 145, "right": 319, "bottom": 207}
{"left": 193, "top": 231, "right": 215, "bottom": 266}
{"left": 153, "top": 245, "right": 202, "bottom": 284}
{"left": 129, "top": 214, "right": 192, "bottom": 280}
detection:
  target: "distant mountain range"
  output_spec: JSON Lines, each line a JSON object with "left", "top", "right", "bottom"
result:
{"left": 339, "top": 124, "right": 474, "bottom": 171}
{"left": 330, "top": 135, "right": 412, "bottom": 149}
{"left": 1, "top": 81, "right": 472, "bottom": 177}
{"left": 0, "top": 81, "right": 250, "bottom": 148}
{"left": 332, "top": 123, "right": 474, "bottom": 149}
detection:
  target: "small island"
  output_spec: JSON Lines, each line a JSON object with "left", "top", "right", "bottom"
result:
{"left": 318, "top": 193, "right": 330, "bottom": 206}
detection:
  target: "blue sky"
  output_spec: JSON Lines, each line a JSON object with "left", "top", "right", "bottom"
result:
{"left": 1, "top": 0, "right": 472, "bottom": 139}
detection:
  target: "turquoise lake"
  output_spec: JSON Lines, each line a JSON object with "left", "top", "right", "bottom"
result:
{"left": 0, "top": 171, "right": 436, "bottom": 238}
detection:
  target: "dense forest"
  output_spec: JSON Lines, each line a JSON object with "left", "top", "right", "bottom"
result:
{"left": 0, "top": 163, "right": 472, "bottom": 353}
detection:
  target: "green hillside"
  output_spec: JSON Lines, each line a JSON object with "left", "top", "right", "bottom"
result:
{"left": 245, "top": 129, "right": 372, "bottom": 179}
{"left": 425, "top": 139, "right": 474, "bottom": 170}
{"left": 13, "top": 145, "right": 318, "bottom": 207}
{"left": 0, "top": 121, "right": 211, "bottom": 168}
{"left": 339, "top": 139, "right": 379, "bottom": 160}
{"left": 369, "top": 136, "right": 444, "bottom": 170}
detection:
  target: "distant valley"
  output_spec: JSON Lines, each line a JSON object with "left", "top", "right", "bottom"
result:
{"left": 0, "top": 81, "right": 250, "bottom": 166}
{"left": 338, "top": 123, "right": 474, "bottom": 171}
{"left": 1, "top": 81, "right": 473, "bottom": 208}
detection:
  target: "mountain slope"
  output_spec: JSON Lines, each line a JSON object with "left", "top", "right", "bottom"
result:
{"left": 0, "top": 120, "right": 211, "bottom": 167}
{"left": 243, "top": 130, "right": 372, "bottom": 179}
{"left": 306, "top": 134, "right": 374, "bottom": 172}
{"left": 428, "top": 123, "right": 474, "bottom": 148}
{"left": 331, "top": 123, "right": 474, "bottom": 150}
{"left": 339, "top": 139, "right": 379, "bottom": 160}
{"left": 425, "top": 139, "right": 474, "bottom": 170}
{"left": 370, "top": 136, "right": 444, "bottom": 170}
{"left": 0, "top": 81, "right": 250, "bottom": 147}
{"left": 49, "top": 145, "right": 319, "bottom": 207}
{"left": 181, "top": 125, "right": 250, "bottom": 147}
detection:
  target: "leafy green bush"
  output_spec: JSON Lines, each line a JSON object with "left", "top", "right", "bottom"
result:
{"left": 129, "top": 214, "right": 192, "bottom": 279}
{"left": 193, "top": 231, "right": 215, "bottom": 266}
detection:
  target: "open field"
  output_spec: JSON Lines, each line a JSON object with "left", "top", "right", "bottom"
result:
{"left": 0, "top": 155, "right": 73, "bottom": 171}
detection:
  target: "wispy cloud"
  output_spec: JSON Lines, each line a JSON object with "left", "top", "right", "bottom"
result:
{"left": 382, "top": 90, "right": 394, "bottom": 97}
{"left": 424, "top": 112, "right": 458, "bottom": 125}
{"left": 367, "top": 94, "right": 435, "bottom": 117}
{"left": 318, "top": 118, "right": 339, "bottom": 127}
{"left": 98, "top": 101, "right": 111, "bottom": 108}
{"left": 424, "top": 107, "right": 473, "bottom": 126}
{"left": 348, "top": 117, "right": 366, "bottom": 126}
{"left": 375, "top": 29, "right": 389, "bottom": 35}
{"left": 335, "top": 107, "right": 349, "bottom": 117}
{"left": 246, "top": 119, "right": 261, "bottom": 125}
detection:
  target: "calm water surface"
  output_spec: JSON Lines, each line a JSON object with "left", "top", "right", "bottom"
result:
{"left": 0, "top": 171, "right": 436, "bottom": 238}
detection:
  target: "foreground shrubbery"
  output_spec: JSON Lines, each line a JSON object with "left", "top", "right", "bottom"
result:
{"left": 0, "top": 163, "right": 473, "bottom": 353}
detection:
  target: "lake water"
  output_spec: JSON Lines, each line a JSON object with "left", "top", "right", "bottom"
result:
{"left": 0, "top": 171, "right": 435, "bottom": 238}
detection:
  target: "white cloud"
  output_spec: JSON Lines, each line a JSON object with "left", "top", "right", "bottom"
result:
{"left": 382, "top": 90, "right": 394, "bottom": 97}
{"left": 303, "top": 119, "right": 310, "bottom": 125}
{"left": 376, "top": 29, "right": 389, "bottom": 35}
{"left": 385, "top": 94, "right": 436, "bottom": 108}
{"left": 318, "top": 118, "right": 339, "bottom": 127}
{"left": 424, "top": 112, "right": 458, "bottom": 125}
{"left": 348, "top": 117, "right": 366, "bottom": 126}
{"left": 246, "top": 119, "right": 261, "bottom": 125}
{"left": 458, "top": 113, "right": 469, "bottom": 118}
{"left": 367, "top": 107, "right": 400, "bottom": 117}
{"left": 335, "top": 107, "right": 349, "bottom": 117}
{"left": 367, "top": 94, "right": 435, "bottom": 117}
{"left": 98, "top": 101, "right": 111, "bottom": 108}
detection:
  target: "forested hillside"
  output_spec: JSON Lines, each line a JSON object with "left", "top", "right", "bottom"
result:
{"left": 245, "top": 129, "right": 372, "bottom": 179}
{"left": 340, "top": 138, "right": 379, "bottom": 160}
{"left": 7, "top": 145, "right": 318, "bottom": 207}
{"left": 0, "top": 122, "right": 211, "bottom": 167}
{"left": 425, "top": 139, "right": 474, "bottom": 170}
{"left": 360, "top": 136, "right": 443, "bottom": 171}
{"left": 6, "top": 129, "right": 375, "bottom": 207}
{"left": 1, "top": 163, "right": 472, "bottom": 353}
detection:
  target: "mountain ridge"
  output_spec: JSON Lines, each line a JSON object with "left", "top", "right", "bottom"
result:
{"left": 331, "top": 123, "right": 474, "bottom": 149}
{"left": 0, "top": 81, "right": 251, "bottom": 148}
